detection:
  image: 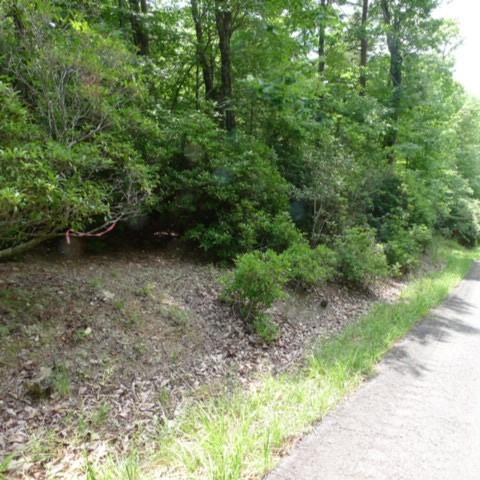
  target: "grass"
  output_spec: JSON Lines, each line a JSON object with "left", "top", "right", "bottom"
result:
{"left": 84, "top": 239, "right": 479, "bottom": 480}
{"left": 91, "top": 403, "right": 111, "bottom": 427}
{"left": 52, "top": 364, "right": 72, "bottom": 396}
{"left": 85, "top": 453, "right": 141, "bottom": 480}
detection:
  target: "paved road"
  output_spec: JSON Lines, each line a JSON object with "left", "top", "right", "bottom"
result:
{"left": 268, "top": 262, "right": 480, "bottom": 480}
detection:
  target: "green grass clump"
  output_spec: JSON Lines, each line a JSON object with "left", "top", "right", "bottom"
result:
{"left": 87, "top": 240, "right": 478, "bottom": 480}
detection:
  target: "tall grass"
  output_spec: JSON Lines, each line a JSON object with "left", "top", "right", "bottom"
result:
{"left": 90, "top": 240, "right": 478, "bottom": 480}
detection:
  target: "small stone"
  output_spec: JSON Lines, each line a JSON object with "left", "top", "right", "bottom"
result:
{"left": 100, "top": 290, "right": 115, "bottom": 301}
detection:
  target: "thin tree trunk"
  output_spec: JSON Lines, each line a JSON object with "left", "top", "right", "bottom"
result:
{"left": 0, "top": 234, "right": 57, "bottom": 261}
{"left": 380, "top": 0, "right": 402, "bottom": 159}
{"left": 191, "top": 0, "right": 216, "bottom": 101}
{"left": 118, "top": 0, "right": 126, "bottom": 29}
{"left": 359, "top": 0, "right": 369, "bottom": 93}
{"left": 195, "top": 63, "right": 200, "bottom": 109}
{"left": 215, "top": 3, "right": 236, "bottom": 132}
{"left": 318, "top": 0, "right": 328, "bottom": 74}
{"left": 128, "top": 0, "right": 149, "bottom": 55}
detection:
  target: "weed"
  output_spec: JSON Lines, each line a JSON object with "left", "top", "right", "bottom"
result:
{"left": 74, "top": 326, "right": 93, "bottom": 342}
{"left": 253, "top": 313, "right": 280, "bottom": 343}
{"left": 89, "top": 277, "right": 104, "bottom": 290}
{"left": 0, "top": 325, "right": 10, "bottom": 337}
{"left": 136, "top": 282, "right": 156, "bottom": 298}
{"left": 77, "top": 414, "right": 89, "bottom": 438}
{"left": 92, "top": 403, "right": 111, "bottom": 427}
{"left": 132, "top": 342, "right": 147, "bottom": 357}
{"left": 27, "top": 430, "right": 61, "bottom": 464}
{"left": 84, "top": 453, "right": 142, "bottom": 480}
{"left": 114, "top": 300, "right": 126, "bottom": 311}
{"left": 124, "top": 310, "right": 142, "bottom": 327}
{"left": 169, "top": 349, "right": 180, "bottom": 364}
{"left": 161, "top": 304, "right": 190, "bottom": 331}
{"left": 86, "top": 461, "right": 98, "bottom": 480}
{"left": 0, "top": 287, "right": 33, "bottom": 315}
{"left": 0, "top": 455, "right": 13, "bottom": 480}
{"left": 157, "top": 387, "right": 171, "bottom": 406}
{"left": 52, "top": 364, "right": 71, "bottom": 397}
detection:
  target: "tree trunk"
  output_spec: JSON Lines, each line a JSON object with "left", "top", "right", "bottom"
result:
{"left": 128, "top": 0, "right": 149, "bottom": 56}
{"left": 380, "top": 0, "right": 402, "bottom": 158}
{"left": 191, "top": 0, "right": 216, "bottom": 101}
{"left": 215, "top": 3, "right": 236, "bottom": 132}
{"left": 0, "top": 234, "right": 57, "bottom": 261}
{"left": 318, "top": 0, "right": 328, "bottom": 74}
{"left": 359, "top": 0, "right": 369, "bottom": 93}
{"left": 7, "top": 1, "right": 25, "bottom": 38}
{"left": 118, "top": 0, "right": 126, "bottom": 29}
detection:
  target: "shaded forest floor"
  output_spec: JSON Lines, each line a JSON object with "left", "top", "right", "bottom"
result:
{"left": 0, "top": 238, "right": 414, "bottom": 479}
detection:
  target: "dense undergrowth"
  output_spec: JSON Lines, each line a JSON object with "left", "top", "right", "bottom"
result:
{"left": 1, "top": 0, "right": 480, "bottom": 267}
{"left": 82, "top": 239, "right": 478, "bottom": 480}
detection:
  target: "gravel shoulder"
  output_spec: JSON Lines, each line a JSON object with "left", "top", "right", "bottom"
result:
{"left": 268, "top": 261, "right": 480, "bottom": 480}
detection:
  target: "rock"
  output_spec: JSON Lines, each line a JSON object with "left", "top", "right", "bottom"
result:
{"left": 100, "top": 290, "right": 115, "bottom": 301}
{"left": 25, "top": 366, "right": 54, "bottom": 401}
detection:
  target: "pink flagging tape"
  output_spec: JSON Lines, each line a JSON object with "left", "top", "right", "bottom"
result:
{"left": 65, "top": 222, "right": 117, "bottom": 245}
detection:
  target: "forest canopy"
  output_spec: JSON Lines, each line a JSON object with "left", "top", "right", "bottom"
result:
{"left": 1, "top": 0, "right": 480, "bottom": 266}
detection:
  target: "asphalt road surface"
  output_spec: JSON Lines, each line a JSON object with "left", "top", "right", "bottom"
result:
{"left": 268, "top": 262, "right": 480, "bottom": 480}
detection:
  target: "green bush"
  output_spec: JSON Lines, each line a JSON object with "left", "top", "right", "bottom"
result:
{"left": 223, "top": 241, "right": 338, "bottom": 340}
{"left": 252, "top": 313, "right": 280, "bottom": 343}
{"left": 0, "top": 88, "right": 154, "bottom": 253}
{"left": 432, "top": 172, "right": 480, "bottom": 247}
{"left": 156, "top": 114, "right": 295, "bottom": 259}
{"left": 222, "top": 250, "right": 288, "bottom": 323}
{"left": 335, "top": 227, "right": 388, "bottom": 287}
{"left": 283, "top": 242, "right": 337, "bottom": 289}
{"left": 384, "top": 233, "right": 421, "bottom": 273}
{"left": 379, "top": 216, "right": 432, "bottom": 273}
{"left": 442, "top": 197, "right": 480, "bottom": 247}
{"left": 411, "top": 224, "right": 433, "bottom": 249}
{"left": 0, "top": 7, "right": 156, "bottom": 254}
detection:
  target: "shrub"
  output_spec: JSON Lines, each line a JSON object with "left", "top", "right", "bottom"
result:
{"left": 411, "top": 224, "right": 433, "bottom": 249}
{"left": 257, "top": 212, "right": 306, "bottom": 253}
{"left": 252, "top": 313, "right": 280, "bottom": 343}
{"left": 157, "top": 114, "right": 295, "bottom": 259}
{"left": 433, "top": 172, "right": 480, "bottom": 247}
{"left": 223, "top": 241, "right": 338, "bottom": 341}
{"left": 222, "top": 250, "right": 288, "bottom": 322}
{"left": 0, "top": 93, "right": 154, "bottom": 254}
{"left": 335, "top": 227, "right": 388, "bottom": 287}
{"left": 442, "top": 197, "right": 480, "bottom": 247}
{"left": 0, "top": 7, "right": 156, "bottom": 256}
{"left": 186, "top": 210, "right": 303, "bottom": 260}
{"left": 379, "top": 216, "right": 432, "bottom": 273}
{"left": 384, "top": 233, "right": 421, "bottom": 273}
{"left": 283, "top": 242, "right": 337, "bottom": 289}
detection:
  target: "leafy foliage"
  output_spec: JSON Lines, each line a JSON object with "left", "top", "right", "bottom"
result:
{"left": 0, "top": 2, "right": 155, "bottom": 252}
{"left": 222, "top": 250, "right": 288, "bottom": 322}
{"left": 283, "top": 242, "right": 337, "bottom": 289}
{"left": 1, "top": 0, "right": 479, "bottom": 273}
{"left": 335, "top": 227, "right": 389, "bottom": 287}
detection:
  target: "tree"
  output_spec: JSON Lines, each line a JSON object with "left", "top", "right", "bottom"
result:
{"left": 191, "top": 0, "right": 216, "bottom": 101}
{"left": 359, "top": 0, "right": 369, "bottom": 92}
{"left": 318, "top": 0, "right": 330, "bottom": 74}
{"left": 127, "top": 0, "right": 150, "bottom": 55}
{"left": 215, "top": 0, "right": 237, "bottom": 131}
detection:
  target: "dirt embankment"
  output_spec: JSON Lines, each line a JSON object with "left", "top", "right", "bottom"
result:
{"left": 0, "top": 241, "right": 405, "bottom": 479}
